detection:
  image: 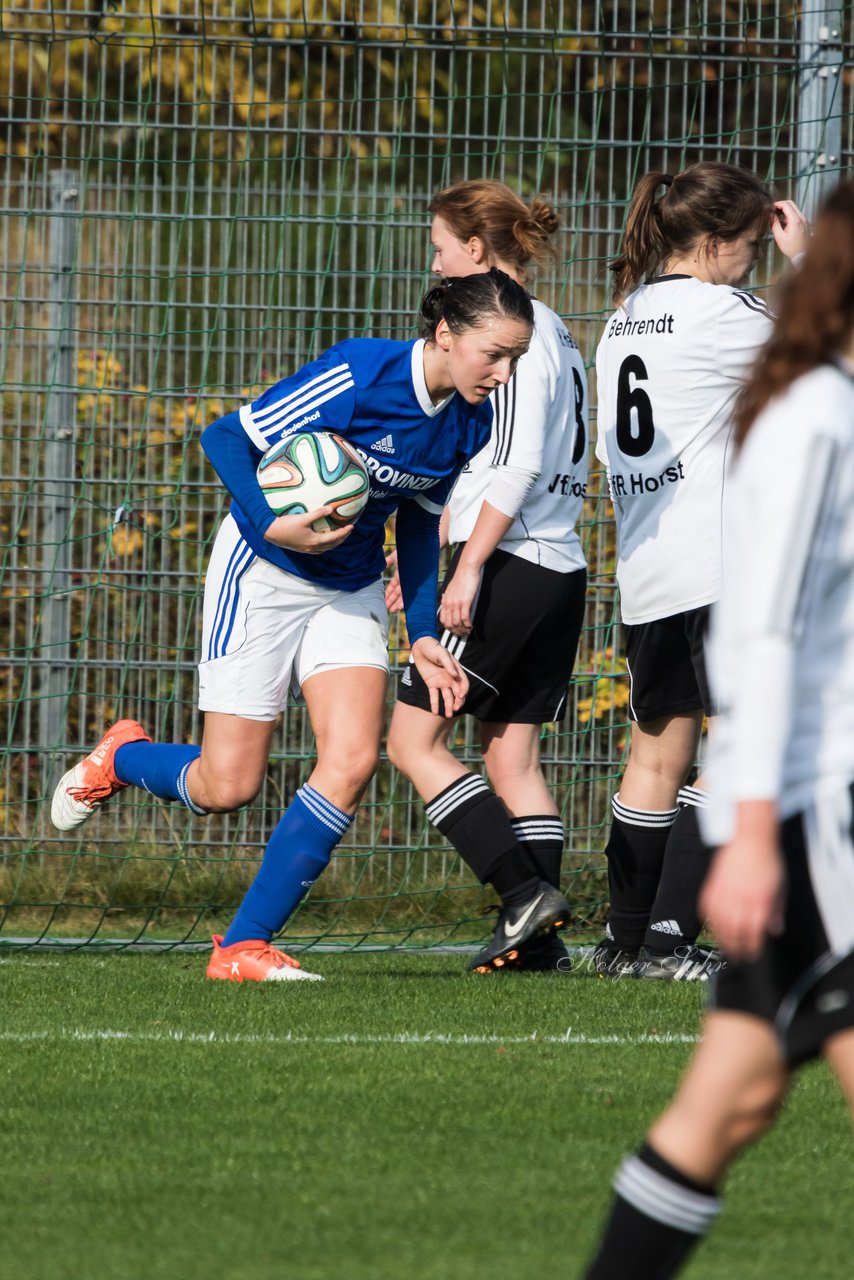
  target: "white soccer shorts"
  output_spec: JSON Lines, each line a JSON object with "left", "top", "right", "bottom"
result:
{"left": 197, "top": 514, "right": 389, "bottom": 720}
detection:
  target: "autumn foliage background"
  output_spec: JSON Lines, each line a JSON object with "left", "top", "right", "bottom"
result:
{"left": 2, "top": 1, "right": 845, "bottom": 945}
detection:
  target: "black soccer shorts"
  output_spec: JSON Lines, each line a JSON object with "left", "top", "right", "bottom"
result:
{"left": 710, "top": 783, "right": 854, "bottom": 1067}
{"left": 623, "top": 604, "right": 715, "bottom": 723}
{"left": 397, "top": 547, "right": 586, "bottom": 724}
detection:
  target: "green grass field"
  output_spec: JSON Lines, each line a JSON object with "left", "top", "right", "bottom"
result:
{"left": 2, "top": 951, "right": 850, "bottom": 1280}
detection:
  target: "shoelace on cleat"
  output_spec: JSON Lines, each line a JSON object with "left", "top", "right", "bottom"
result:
{"left": 254, "top": 943, "right": 300, "bottom": 970}
{"left": 68, "top": 780, "right": 120, "bottom": 804}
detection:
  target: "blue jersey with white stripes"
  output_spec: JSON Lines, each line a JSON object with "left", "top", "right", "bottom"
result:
{"left": 202, "top": 337, "right": 491, "bottom": 591}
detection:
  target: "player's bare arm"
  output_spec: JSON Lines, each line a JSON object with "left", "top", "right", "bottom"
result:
{"left": 700, "top": 799, "right": 786, "bottom": 961}
{"left": 439, "top": 500, "right": 514, "bottom": 637}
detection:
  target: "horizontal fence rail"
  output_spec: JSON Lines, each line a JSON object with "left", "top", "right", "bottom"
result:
{"left": 1, "top": 0, "right": 851, "bottom": 949}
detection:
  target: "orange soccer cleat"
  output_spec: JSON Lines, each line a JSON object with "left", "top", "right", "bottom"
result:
{"left": 50, "top": 719, "right": 151, "bottom": 831}
{"left": 206, "top": 935, "right": 323, "bottom": 983}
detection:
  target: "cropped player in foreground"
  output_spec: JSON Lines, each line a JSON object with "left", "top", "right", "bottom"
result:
{"left": 386, "top": 180, "right": 588, "bottom": 973}
{"left": 582, "top": 178, "right": 854, "bottom": 1278}
{"left": 594, "top": 162, "right": 809, "bottom": 980}
{"left": 51, "top": 270, "right": 534, "bottom": 981}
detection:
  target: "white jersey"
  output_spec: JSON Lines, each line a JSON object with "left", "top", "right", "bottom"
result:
{"left": 702, "top": 360, "right": 854, "bottom": 845}
{"left": 448, "top": 298, "right": 588, "bottom": 573}
{"left": 595, "top": 275, "right": 773, "bottom": 623}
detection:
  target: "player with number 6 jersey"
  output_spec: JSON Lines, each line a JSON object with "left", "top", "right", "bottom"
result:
{"left": 593, "top": 162, "right": 809, "bottom": 980}
{"left": 596, "top": 276, "right": 772, "bottom": 626}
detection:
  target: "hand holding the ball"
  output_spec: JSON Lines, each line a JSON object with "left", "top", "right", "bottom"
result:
{"left": 410, "top": 636, "right": 469, "bottom": 717}
{"left": 264, "top": 508, "right": 354, "bottom": 554}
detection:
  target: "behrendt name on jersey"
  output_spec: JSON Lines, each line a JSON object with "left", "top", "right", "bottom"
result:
{"left": 606, "top": 313, "right": 675, "bottom": 339}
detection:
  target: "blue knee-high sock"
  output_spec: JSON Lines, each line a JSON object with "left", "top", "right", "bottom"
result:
{"left": 114, "top": 742, "right": 206, "bottom": 815}
{"left": 223, "top": 784, "right": 352, "bottom": 947}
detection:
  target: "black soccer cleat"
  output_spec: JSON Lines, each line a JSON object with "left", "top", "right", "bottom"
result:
{"left": 506, "top": 931, "right": 573, "bottom": 973}
{"left": 467, "top": 881, "right": 571, "bottom": 973}
{"left": 591, "top": 940, "right": 640, "bottom": 979}
{"left": 634, "top": 943, "right": 725, "bottom": 982}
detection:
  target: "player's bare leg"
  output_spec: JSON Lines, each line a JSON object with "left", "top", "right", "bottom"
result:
{"left": 386, "top": 699, "right": 467, "bottom": 800}
{"left": 185, "top": 712, "right": 277, "bottom": 812}
{"left": 210, "top": 667, "right": 387, "bottom": 983}
{"left": 479, "top": 720, "right": 555, "bottom": 816}
{"left": 618, "top": 712, "right": 704, "bottom": 811}
{"left": 649, "top": 1012, "right": 789, "bottom": 1181}
{"left": 822, "top": 1027, "right": 854, "bottom": 1118}
{"left": 583, "top": 1012, "right": 789, "bottom": 1278}
{"left": 303, "top": 665, "right": 388, "bottom": 812}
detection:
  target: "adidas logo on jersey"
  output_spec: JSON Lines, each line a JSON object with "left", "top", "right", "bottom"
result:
{"left": 372, "top": 433, "right": 395, "bottom": 454}
{"left": 649, "top": 918, "right": 683, "bottom": 936}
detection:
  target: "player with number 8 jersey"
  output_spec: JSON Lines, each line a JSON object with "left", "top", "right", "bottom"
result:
{"left": 387, "top": 180, "right": 588, "bottom": 974}
{"left": 593, "top": 162, "right": 809, "bottom": 980}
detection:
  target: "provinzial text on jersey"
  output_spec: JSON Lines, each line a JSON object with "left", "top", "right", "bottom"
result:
{"left": 357, "top": 449, "right": 439, "bottom": 491}
{"left": 606, "top": 313, "right": 675, "bottom": 338}
{"left": 608, "top": 460, "right": 685, "bottom": 497}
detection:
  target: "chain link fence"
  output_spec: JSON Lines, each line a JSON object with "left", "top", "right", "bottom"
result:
{"left": 1, "top": 1, "right": 851, "bottom": 947}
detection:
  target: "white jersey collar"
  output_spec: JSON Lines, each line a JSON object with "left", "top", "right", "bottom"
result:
{"left": 411, "top": 339, "right": 453, "bottom": 417}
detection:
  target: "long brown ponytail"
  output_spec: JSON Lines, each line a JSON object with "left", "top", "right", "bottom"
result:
{"left": 610, "top": 162, "right": 774, "bottom": 302}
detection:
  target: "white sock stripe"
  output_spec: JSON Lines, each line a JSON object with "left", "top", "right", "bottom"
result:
{"left": 426, "top": 775, "right": 491, "bottom": 824}
{"left": 611, "top": 796, "right": 679, "bottom": 828}
{"left": 512, "top": 819, "right": 565, "bottom": 842}
{"left": 297, "top": 785, "right": 352, "bottom": 837}
{"left": 615, "top": 1157, "right": 720, "bottom": 1236}
{"left": 677, "top": 786, "right": 708, "bottom": 809}
{"left": 176, "top": 763, "right": 207, "bottom": 816}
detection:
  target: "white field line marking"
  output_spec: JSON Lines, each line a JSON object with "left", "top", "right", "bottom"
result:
{"left": 0, "top": 1028, "right": 699, "bottom": 1048}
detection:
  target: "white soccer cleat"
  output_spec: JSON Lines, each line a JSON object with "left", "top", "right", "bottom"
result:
{"left": 51, "top": 720, "right": 151, "bottom": 830}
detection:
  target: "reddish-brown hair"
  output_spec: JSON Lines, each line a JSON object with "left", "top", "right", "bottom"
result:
{"left": 429, "top": 179, "right": 559, "bottom": 282}
{"left": 733, "top": 179, "right": 854, "bottom": 446}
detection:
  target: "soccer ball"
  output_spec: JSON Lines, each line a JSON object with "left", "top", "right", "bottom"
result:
{"left": 256, "top": 430, "right": 370, "bottom": 532}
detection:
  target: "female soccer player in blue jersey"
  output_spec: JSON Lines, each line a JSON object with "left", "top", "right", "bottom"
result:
{"left": 51, "top": 269, "right": 534, "bottom": 982}
{"left": 593, "top": 163, "right": 808, "bottom": 980}
{"left": 583, "top": 177, "right": 854, "bottom": 1279}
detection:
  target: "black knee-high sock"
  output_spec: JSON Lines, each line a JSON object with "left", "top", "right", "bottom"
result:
{"left": 510, "top": 815, "right": 565, "bottom": 889}
{"left": 604, "top": 794, "right": 678, "bottom": 950}
{"left": 644, "top": 787, "right": 711, "bottom": 953}
{"left": 583, "top": 1143, "right": 721, "bottom": 1280}
{"left": 425, "top": 774, "right": 539, "bottom": 906}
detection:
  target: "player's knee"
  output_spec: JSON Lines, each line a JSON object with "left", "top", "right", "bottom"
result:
{"left": 385, "top": 723, "right": 412, "bottom": 774}
{"left": 483, "top": 755, "right": 534, "bottom": 793}
{"left": 198, "top": 773, "right": 263, "bottom": 812}
{"left": 722, "top": 1076, "right": 786, "bottom": 1153}
{"left": 323, "top": 746, "right": 380, "bottom": 802}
